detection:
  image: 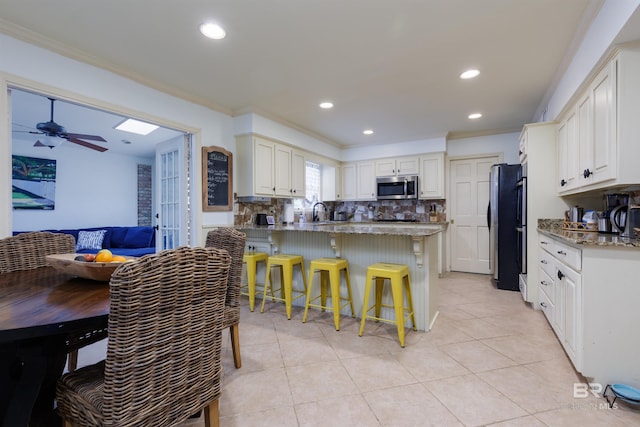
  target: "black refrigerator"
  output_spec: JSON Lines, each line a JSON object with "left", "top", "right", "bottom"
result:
{"left": 488, "top": 163, "right": 521, "bottom": 291}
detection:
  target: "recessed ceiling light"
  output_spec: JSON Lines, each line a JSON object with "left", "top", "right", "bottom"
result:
{"left": 319, "top": 102, "right": 334, "bottom": 109}
{"left": 115, "top": 118, "right": 159, "bottom": 135}
{"left": 468, "top": 113, "right": 483, "bottom": 119}
{"left": 200, "top": 23, "right": 226, "bottom": 40}
{"left": 460, "top": 69, "right": 480, "bottom": 79}
{"left": 363, "top": 129, "right": 374, "bottom": 135}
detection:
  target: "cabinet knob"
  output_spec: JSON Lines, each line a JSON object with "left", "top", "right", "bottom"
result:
{"left": 557, "top": 250, "right": 567, "bottom": 256}
{"left": 583, "top": 168, "right": 592, "bottom": 178}
{"left": 541, "top": 241, "right": 548, "bottom": 245}
{"left": 540, "top": 302, "right": 547, "bottom": 308}
{"left": 560, "top": 179, "right": 567, "bottom": 186}
{"left": 557, "top": 270, "right": 565, "bottom": 280}
{"left": 540, "top": 260, "right": 547, "bottom": 264}
{"left": 540, "top": 280, "right": 550, "bottom": 286}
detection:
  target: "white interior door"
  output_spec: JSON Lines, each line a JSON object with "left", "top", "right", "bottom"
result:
{"left": 155, "top": 135, "right": 190, "bottom": 251}
{"left": 449, "top": 155, "right": 499, "bottom": 273}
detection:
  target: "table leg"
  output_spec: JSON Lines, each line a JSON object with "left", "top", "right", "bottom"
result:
{"left": 1, "top": 337, "right": 66, "bottom": 427}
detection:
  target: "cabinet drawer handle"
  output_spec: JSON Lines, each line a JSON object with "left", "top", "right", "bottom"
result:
{"left": 541, "top": 241, "right": 548, "bottom": 245}
{"left": 557, "top": 250, "right": 567, "bottom": 256}
{"left": 540, "top": 280, "right": 550, "bottom": 286}
{"left": 557, "top": 270, "right": 565, "bottom": 280}
{"left": 540, "top": 302, "right": 547, "bottom": 308}
{"left": 540, "top": 260, "right": 547, "bottom": 264}
{"left": 560, "top": 179, "right": 567, "bottom": 186}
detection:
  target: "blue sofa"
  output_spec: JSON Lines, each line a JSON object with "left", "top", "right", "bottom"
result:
{"left": 14, "top": 226, "right": 156, "bottom": 257}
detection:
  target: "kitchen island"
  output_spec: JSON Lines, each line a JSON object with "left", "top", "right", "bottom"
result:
{"left": 235, "top": 222, "right": 445, "bottom": 331}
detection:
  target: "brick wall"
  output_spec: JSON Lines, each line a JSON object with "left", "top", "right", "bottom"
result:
{"left": 137, "top": 164, "right": 152, "bottom": 226}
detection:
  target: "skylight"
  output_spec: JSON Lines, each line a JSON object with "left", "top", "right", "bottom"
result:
{"left": 115, "top": 119, "right": 159, "bottom": 135}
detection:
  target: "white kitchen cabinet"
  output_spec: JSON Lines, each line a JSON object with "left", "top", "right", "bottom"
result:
{"left": 274, "top": 144, "right": 292, "bottom": 196}
{"left": 518, "top": 130, "right": 527, "bottom": 163}
{"left": 577, "top": 61, "right": 616, "bottom": 187}
{"left": 522, "top": 123, "right": 569, "bottom": 306}
{"left": 356, "top": 161, "right": 376, "bottom": 200}
{"left": 539, "top": 235, "right": 582, "bottom": 370}
{"left": 252, "top": 137, "right": 276, "bottom": 196}
{"left": 291, "top": 149, "right": 306, "bottom": 197}
{"left": 340, "top": 163, "right": 357, "bottom": 200}
{"left": 375, "top": 157, "right": 419, "bottom": 177}
{"left": 557, "top": 46, "right": 640, "bottom": 194}
{"left": 339, "top": 161, "right": 375, "bottom": 201}
{"left": 537, "top": 233, "right": 640, "bottom": 385}
{"left": 556, "top": 109, "right": 579, "bottom": 192}
{"left": 236, "top": 134, "right": 305, "bottom": 198}
{"left": 418, "top": 152, "right": 444, "bottom": 199}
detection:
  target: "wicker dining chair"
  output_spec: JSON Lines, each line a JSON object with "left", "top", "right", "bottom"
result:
{"left": 56, "top": 246, "right": 231, "bottom": 427}
{"left": 205, "top": 227, "right": 246, "bottom": 369}
{"left": 0, "top": 231, "right": 75, "bottom": 273}
{"left": 0, "top": 231, "right": 103, "bottom": 371}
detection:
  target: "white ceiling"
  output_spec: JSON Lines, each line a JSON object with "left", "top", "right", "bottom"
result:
{"left": 3, "top": 0, "right": 633, "bottom": 157}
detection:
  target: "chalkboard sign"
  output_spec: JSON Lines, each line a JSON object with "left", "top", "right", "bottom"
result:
{"left": 202, "top": 146, "right": 232, "bottom": 211}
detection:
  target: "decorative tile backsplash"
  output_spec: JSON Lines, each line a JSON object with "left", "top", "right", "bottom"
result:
{"left": 234, "top": 198, "right": 446, "bottom": 226}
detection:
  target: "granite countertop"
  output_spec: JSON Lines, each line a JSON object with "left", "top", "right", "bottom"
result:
{"left": 537, "top": 219, "right": 640, "bottom": 248}
{"left": 237, "top": 221, "right": 446, "bottom": 237}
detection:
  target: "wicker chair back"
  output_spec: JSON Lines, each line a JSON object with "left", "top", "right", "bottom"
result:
{"left": 56, "top": 246, "right": 231, "bottom": 427}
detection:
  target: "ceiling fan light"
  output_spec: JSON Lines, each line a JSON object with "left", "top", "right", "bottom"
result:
{"left": 42, "top": 135, "right": 63, "bottom": 148}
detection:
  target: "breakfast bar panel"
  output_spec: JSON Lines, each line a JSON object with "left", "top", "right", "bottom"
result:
{"left": 240, "top": 226, "right": 440, "bottom": 331}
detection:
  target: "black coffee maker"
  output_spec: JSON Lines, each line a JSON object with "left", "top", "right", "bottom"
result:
{"left": 603, "top": 193, "right": 629, "bottom": 233}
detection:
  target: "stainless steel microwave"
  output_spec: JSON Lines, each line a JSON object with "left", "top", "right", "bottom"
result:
{"left": 376, "top": 175, "right": 418, "bottom": 200}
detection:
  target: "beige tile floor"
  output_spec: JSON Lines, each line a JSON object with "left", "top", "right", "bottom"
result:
{"left": 191, "top": 272, "right": 640, "bottom": 427}
{"left": 83, "top": 272, "right": 640, "bottom": 426}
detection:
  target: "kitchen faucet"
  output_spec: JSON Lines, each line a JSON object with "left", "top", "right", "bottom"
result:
{"left": 312, "top": 202, "right": 328, "bottom": 222}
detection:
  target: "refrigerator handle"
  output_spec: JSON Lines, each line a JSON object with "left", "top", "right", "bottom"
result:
{"left": 487, "top": 202, "right": 491, "bottom": 229}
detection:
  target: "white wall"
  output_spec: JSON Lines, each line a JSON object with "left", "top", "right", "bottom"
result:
{"left": 543, "top": 0, "right": 640, "bottom": 120}
{"left": 234, "top": 113, "right": 342, "bottom": 160}
{"left": 341, "top": 136, "right": 447, "bottom": 162}
{"left": 12, "top": 136, "right": 151, "bottom": 231}
{"left": 447, "top": 132, "right": 520, "bottom": 164}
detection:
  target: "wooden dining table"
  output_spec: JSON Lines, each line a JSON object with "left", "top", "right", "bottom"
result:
{"left": 0, "top": 266, "right": 110, "bottom": 427}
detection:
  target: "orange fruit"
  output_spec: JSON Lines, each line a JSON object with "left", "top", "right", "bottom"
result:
{"left": 111, "top": 255, "right": 127, "bottom": 263}
{"left": 95, "top": 249, "right": 113, "bottom": 263}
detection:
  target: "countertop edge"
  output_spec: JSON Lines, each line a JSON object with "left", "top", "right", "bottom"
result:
{"left": 236, "top": 222, "right": 446, "bottom": 237}
{"left": 537, "top": 219, "right": 640, "bottom": 249}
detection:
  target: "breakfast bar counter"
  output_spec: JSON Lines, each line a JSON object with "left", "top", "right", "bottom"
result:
{"left": 236, "top": 222, "right": 446, "bottom": 331}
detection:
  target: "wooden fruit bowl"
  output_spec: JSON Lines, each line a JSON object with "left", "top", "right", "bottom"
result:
{"left": 46, "top": 253, "right": 135, "bottom": 281}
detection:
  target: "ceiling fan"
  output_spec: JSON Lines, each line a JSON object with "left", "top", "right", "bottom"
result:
{"left": 24, "top": 98, "right": 108, "bottom": 152}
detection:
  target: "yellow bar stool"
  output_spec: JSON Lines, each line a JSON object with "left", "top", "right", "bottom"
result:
{"left": 261, "top": 254, "right": 307, "bottom": 319}
{"left": 242, "top": 251, "right": 268, "bottom": 312}
{"left": 358, "top": 262, "right": 416, "bottom": 347}
{"left": 302, "top": 258, "right": 355, "bottom": 331}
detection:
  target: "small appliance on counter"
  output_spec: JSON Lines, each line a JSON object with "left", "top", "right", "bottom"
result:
{"left": 334, "top": 211, "right": 347, "bottom": 221}
{"left": 255, "top": 213, "right": 268, "bottom": 225}
{"left": 283, "top": 202, "right": 295, "bottom": 224}
{"left": 604, "top": 193, "right": 629, "bottom": 234}
{"left": 622, "top": 205, "right": 640, "bottom": 239}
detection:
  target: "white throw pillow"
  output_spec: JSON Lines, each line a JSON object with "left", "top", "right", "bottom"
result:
{"left": 75, "top": 230, "right": 107, "bottom": 251}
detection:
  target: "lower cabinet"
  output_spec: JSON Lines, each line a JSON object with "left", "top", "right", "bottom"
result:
{"left": 538, "top": 234, "right": 582, "bottom": 371}
{"left": 537, "top": 232, "right": 640, "bottom": 386}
